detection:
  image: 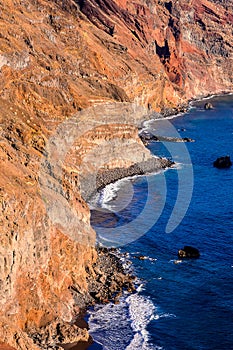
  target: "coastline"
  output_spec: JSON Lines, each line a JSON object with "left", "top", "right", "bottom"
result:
{"left": 30, "top": 248, "right": 135, "bottom": 350}
{"left": 81, "top": 157, "right": 174, "bottom": 203}
{"left": 27, "top": 92, "right": 233, "bottom": 350}
{"left": 80, "top": 104, "right": 187, "bottom": 350}
{"left": 82, "top": 92, "right": 233, "bottom": 350}
{"left": 141, "top": 90, "right": 233, "bottom": 124}
{"left": 95, "top": 157, "right": 174, "bottom": 196}
{"left": 0, "top": 0, "right": 233, "bottom": 345}
{"left": 40, "top": 120, "right": 176, "bottom": 350}
{"left": 81, "top": 92, "right": 223, "bottom": 202}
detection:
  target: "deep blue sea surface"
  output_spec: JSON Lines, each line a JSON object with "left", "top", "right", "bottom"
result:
{"left": 88, "top": 95, "right": 233, "bottom": 350}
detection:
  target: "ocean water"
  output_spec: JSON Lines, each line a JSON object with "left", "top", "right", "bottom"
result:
{"left": 88, "top": 95, "right": 233, "bottom": 350}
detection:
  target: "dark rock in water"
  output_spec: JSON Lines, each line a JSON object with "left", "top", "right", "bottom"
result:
{"left": 140, "top": 131, "right": 194, "bottom": 143}
{"left": 139, "top": 131, "right": 158, "bottom": 143}
{"left": 213, "top": 155, "right": 232, "bottom": 168}
{"left": 138, "top": 255, "right": 146, "bottom": 260}
{"left": 134, "top": 255, "right": 147, "bottom": 260}
{"left": 204, "top": 102, "right": 213, "bottom": 110}
{"left": 183, "top": 137, "right": 194, "bottom": 142}
{"left": 178, "top": 246, "right": 200, "bottom": 258}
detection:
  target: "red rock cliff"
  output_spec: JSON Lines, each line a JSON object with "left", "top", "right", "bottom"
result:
{"left": 0, "top": 0, "right": 232, "bottom": 348}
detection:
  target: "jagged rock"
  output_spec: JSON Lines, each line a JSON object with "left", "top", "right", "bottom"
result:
{"left": 139, "top": 131, "right": 194, "bottom": 145}
{"left": 138, "top": 255, "right": 147, "bottom": 260}
{"left": 183, "top": 137, "right": 194, "bottom": 142}
{"left": 178, "top": 246, "right": 200, "bottom": 259}
{"left": 0, "top": 0, "right": 232, "bottom": 348}
{"left": 85, "top": 248, "right": 136, "bottom": 306}
{"left": 134, "top": 255, "right": 147, "bottom": 260}
{"left": 213, "top": 156, "right": 232, "bottom": 168}
{"left": 140, "top": 132, "right": 194, "bottom": 144}
{"left": 204, "top": 102, "right": 213, "bottom": 110}
{"left": 29, "top": 320, "right": 90, "bottom": 349}
{"left": 139, "top": 131, "right": 158, "bottom": 143}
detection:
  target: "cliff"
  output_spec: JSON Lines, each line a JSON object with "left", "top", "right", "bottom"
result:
{"left": 0, "top": 0, "right": 232, "bottom": 348}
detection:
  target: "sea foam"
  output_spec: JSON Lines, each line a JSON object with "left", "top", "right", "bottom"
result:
{"left": 88, "top": 292, "right": 162, "bottom": 350}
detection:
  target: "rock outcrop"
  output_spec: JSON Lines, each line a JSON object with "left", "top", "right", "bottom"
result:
{"left": 0, "top": 0, "right": 232, "bottom": 115}
{"left": 213, "top": 155, "right": 232, "bottom": 168}
{"left": 0, "top": 0, "right": 232, "bottom": 348}
{"left": 178, "top": 246, "right": 200, "bottom": 259}
{"left": 139, "top": 131, "right": 195, "bottom": 144}
{"left": 204, "top": 102, "right": 214, "bottom": 110}
{"left": 0, "top": 98, "right": 157, "bottom": 349}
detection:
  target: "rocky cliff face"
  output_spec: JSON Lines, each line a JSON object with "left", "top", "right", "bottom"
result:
{"left": 0, "top": 98, "right": 96, "bottom": 349}
{"left": 0, "top": 97, "right": 161, "bottom": 349}
{"left": 0, "top": 0, "right": 232, "bottom": 348}
{"left": 0, "top": 0, "right": 232, "bottom": 114}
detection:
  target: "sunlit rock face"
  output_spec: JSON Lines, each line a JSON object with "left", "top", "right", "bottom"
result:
{"left": 0, "top": 0, "right": 232, "bottom": 348}
{"left": 0, "top": 0, "right": 232, "bottom": 115}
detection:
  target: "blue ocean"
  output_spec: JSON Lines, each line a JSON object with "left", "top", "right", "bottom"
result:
{"left": 88, "top": 95, "right": 233, "bottom": 350}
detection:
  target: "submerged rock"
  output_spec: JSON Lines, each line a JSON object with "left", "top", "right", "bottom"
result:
{"left": 213, "top": 156, "right": 232, "bottom": 168}
{"left": 178, "top": 246, "right": 200, "bottom": 259}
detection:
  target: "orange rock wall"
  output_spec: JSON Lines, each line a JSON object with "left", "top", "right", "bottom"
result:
{"left": 0, "top": 0, "right": 232, "bottom": 348}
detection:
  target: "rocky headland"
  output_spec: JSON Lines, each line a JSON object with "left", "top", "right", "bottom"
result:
{"left": 0, "top": 0, "right": 232, "bottom": 349}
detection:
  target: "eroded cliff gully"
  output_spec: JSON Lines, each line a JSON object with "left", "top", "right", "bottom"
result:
{"left": 0, "top": 0, "right": 232, "bottom": 348}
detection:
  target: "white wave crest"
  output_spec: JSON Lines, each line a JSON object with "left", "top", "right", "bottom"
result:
{"left": 97, "top": 178, "right": 134, "bottom": 212}
{"left": 125, "top": 294, "right": 157, "bottom": 350}
{"left": 88, "top": 292, "right": 164, "bottom": 350}
{"left": 153, "top": 313, "right": 176, "bottom": 321}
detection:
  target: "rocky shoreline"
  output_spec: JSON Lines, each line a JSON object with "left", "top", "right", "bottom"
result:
{"left": 4, "top": 93, "right": 230, "bottom": 350}
{"left": 96, "top": 157, "right": 174, "bottom": 192}
{"left": 139, "top": 131, "right": 195, "bottom": 144}
{"left": 0, "top": 0, "right": 233, "bottom": 346}
{"left": 81, "top": 156, "right": 174, "bottom": 201}
{"left": 29, "top": 153, "right": 174, "bottom": 349}
{"left": 45, "top": 123, "right": 176, "bottom": 350}
{"left": 1, "top": 97, "right": 231, "bottom": 350}
{"left": 28, "top": 248, "right": 135, "bottom": 350}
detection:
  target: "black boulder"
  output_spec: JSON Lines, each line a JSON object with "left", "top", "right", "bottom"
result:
{"left": 213, "top": 156, "right": 232, "bottom": 169}
{"left": 178, "top": 246, "right": 200, "bottom": 259}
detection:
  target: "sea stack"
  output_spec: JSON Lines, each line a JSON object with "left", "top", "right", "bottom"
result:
{"left": 213, "top": 156, "right": 232, "bottom": 168}
{"left": 178, "top": 246, "right": 200, "bottom": 259}
{"left": 204, "top": 102, "right": 213, "bottom": 110}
